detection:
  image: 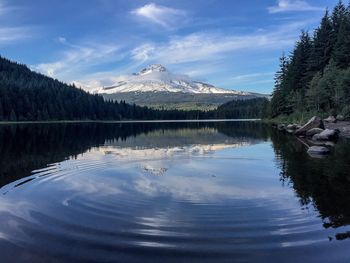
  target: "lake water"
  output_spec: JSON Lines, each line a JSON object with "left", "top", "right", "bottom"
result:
{"left": 0, "top": 121, "right": 349, "bottom": 262}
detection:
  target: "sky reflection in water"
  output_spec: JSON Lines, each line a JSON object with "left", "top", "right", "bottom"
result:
{"left": 0, "top": 122, "right": 349, "bottom": 263}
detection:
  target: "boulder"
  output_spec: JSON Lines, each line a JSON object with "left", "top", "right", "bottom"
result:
{"left": 295, "top": 116, "right": 324, "bottom": 135}
{"left": 307, "top": 146, "right": 330, "bottom": 157}
{"left": 336, "top": 114, "right": 345, "bottom": 121}
{"left": 324, "top": 116, "right": 337, "bottom": 123}
{"left": 312, "top": 129, "right": 340, "bottom": 141}
{"left": 325, "top": 141, "right": 336, "bottom": 147}
{"left": 306, "top": 128, "right": 324, "bottom": 137}
{"left": 286, "top": 124, "right": 298, "bottom": 130}
{"left": 277, "top": 124, "right": 286, "bottom": 131}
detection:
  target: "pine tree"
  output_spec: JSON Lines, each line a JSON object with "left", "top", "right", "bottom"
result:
{"left": 270, "top": 54, "right": 289, "bottom": 117}
{"left": 308, "top": 11, "right": 334, "bottom": 75}
{"left": 332, "top": 1, "right": 347, "bottom": 36}
{"left": 333, "top": 4, "right": 350, "bottom": 68}
{"left": 285, "top": 31, "right": 312, "bottom": 113}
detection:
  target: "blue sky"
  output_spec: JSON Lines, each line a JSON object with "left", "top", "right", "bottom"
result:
{"left": 0, "top": 0, "right": 339, "bottom": 94}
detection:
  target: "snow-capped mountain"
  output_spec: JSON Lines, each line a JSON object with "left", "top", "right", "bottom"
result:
{"left": 95, "top": 64, "right": 250, "bottom": 95}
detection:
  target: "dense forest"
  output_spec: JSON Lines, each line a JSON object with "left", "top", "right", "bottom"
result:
{"left": 0, "top": 55, "right": 268, "bottom": 121}
{"left": 270, "top": 0, "right": 350, "bottom": 120}
{"left": 214, "top": 98, "right": 269, "bottom": 119}
{"left": 0, "top": 56, "right": 161, "bottom": 121}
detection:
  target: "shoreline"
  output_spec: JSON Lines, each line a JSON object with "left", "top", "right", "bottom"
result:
{"left": 324, "top": 121, "right": 350, "bottom": 139}
{"left": 0, "top": 119, "right": 260, "bottom": 125}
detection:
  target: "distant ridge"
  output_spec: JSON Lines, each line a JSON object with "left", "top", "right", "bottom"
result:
{"left": 95, "top": 64, "right": 250, "bottom": 95}
{"left": 95, "top": 64, "right": 267, "bottom": 110}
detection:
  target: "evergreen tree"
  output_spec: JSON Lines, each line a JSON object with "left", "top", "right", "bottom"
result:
{"left": 308, "top": 11, "right": 334, "bottom": 75}
{"left": 284, "top": 31, "right": 312, "bottom": 113}
{"left": 270, "top": 1, "right": 350, "bottom": 118}
{"left": 270, "top": 54, "right": 289, "bottom": 117}
{"left": 333, "top": 4, "right": 350, "bottom": 68}
{"left": 332, "top": 1, "right": 347, "bottom": 36}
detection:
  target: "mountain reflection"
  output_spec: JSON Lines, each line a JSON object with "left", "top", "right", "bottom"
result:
{"left": 0, "top": 122, "right": 267, "bottom": 187}
{"left": 0, "top": 121, "right": 350, "bottom": 236}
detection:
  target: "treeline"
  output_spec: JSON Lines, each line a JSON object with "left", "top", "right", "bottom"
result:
{"left": 270, "top": 1, "right": 350, "bottom": 119}
{"left": 0, "top": 56, "right": 161, "bottom": 121}
{"left": 0, "top": 55, "right": 268, "bottom": 121}
{"left": 213, "top": 98, "right": 269, "bottom": 119}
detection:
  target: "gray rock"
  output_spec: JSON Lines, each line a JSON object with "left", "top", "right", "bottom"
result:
{"left": 324, "top": 116, "right": 337, "bottom": 123}
{"left": 325, "top": 141, "right": 336, "bottom": 147}
{"left": 336, "top": 114, "right": 345, "bottom": 121}
{"left": 286, "top": 124, "right": 298, "bottom": 130}
{"left": 307, "top": 146, "right": 330, "bottom": 158}
{"left": 312, "top": 129, "right": 339, "bottom": 141}
{"left": 277, "top": 124, "right": 286, "bottom": 131}
{"left": 306, "top": 128, "right": 324, "bottom": 137}
{"left": 295, "top": 116, "right": 325, "bottom": 135}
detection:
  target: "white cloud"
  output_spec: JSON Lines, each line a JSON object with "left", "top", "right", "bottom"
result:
{"left": 231, "top": 72, "right": 275, "bottom": 83}
{"left": 70, "top": 20, "right": 311, "bottom": 91}
{"left": 57, "top": 36, "right": 67, "bottom": 44}
{"left": 0, "top": 1, "right": 32, "bottom": 45}
{"left": 0, "top": 27, "right": 31, "bottom": 44}
{"left": 131, "top": 3, "right": 187, "bottom": 28}
{"left": 0, "top": 0, "right": 10, "bottom": 16}
{"left": 130, "top": 27, "right": 298, "bottom": 65}
{"left": 268, "top": 0, "right": 323, "bottom": 13}
{"left": 33, "top": 40, "right": 121, "bottom": 79}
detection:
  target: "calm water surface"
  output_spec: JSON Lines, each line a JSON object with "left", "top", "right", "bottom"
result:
{"left": 0, "top": 121, "right": 349, "bottom": 262}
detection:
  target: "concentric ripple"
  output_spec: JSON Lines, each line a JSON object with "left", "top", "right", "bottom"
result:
{"left": 0, "top": 137, "right": 349, "bottom": 263}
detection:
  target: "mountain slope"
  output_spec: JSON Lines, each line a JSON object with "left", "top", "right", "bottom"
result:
{"left": 95, "top": 64, "right": 249, "bottom": 95}
{"left": 95, "top": 64, "right": 266, "bottom": 110}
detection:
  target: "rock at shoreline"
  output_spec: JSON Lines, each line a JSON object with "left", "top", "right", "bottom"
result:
{"left": 312, "top": 129, "right": 339, "bottom": 141}
{"left": 277, "top": 124, "right": 286, "bottom": 131}
{"left": 295, "top": 116, "right": 324, "bottom": 135}
{"left": 336, "top": 114, "right": 345, "bottom": 121}
{"left": 306, "top": 128, "right": 324, "bottom": 137}
{"left": 307, "top": 146, "right": 330, "bottom": 157}
{"left": 286, "top": 124, "right": 298, "bottom": 130}
{"left": 324, "top": 116, "right": 337, "bottom": 123}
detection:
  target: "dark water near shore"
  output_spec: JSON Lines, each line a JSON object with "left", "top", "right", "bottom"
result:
{"left": 0, "top": 121, "right": 349, "bottom": 262}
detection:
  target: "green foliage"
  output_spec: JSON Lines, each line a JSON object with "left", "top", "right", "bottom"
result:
{"left": 214, "top": 98, "right": 270, "bottom": 119}
{"left": 270, "top": 1, "right": 350, "bottom": 119}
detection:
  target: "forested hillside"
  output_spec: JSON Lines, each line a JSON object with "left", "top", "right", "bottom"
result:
{"left": 214, "top": 98, "right": 269, "bottom": 119}
{"left": 0, "top": 56, "right": 160, "bottom": 121}
{"left": 270, "top": 1, "right": 350, "bottom": 119}
{"left": 0, "top": 56, "right": 269, "bottom": 121}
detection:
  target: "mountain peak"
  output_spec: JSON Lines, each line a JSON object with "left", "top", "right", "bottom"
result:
{"left": 96, "top": 65, "right": 253, "bottom": 95}
{"left": 138, "top": 64, "right": 167, "bottom": 75}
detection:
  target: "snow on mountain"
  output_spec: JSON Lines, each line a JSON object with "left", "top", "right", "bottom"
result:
{"left": 94, "top": 64, "right": 250, "bottom": 95}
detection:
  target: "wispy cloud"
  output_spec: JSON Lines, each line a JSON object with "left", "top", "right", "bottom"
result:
{"left": 268, "top": 0, "right": 324, "bottom": 13}
{"left": 0, "top": 1, "right": 32, "bottom": 45}
{"left": 70, "top": 20, "right": 312, "bottom": 91}
{"left": 33, "top": 39, "right": 122, "bottom": 79}
{"left": 130, "top": 22, "right": 303, "bottom": 65}
{"left": 0, "top": 0, "right": 10, "bottom": 15}
{"left": 231, "top": 72, "right": 275, "bottom": 82}
{"left": 0, "top": 27, "right": 31, "bottom": 44}
{"left": 131, "top": 3, "right": 187, "bottom": 28}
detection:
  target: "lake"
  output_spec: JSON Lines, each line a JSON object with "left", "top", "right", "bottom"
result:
{"left": 0, "top": 121, "right": 349, "bottom": 263}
